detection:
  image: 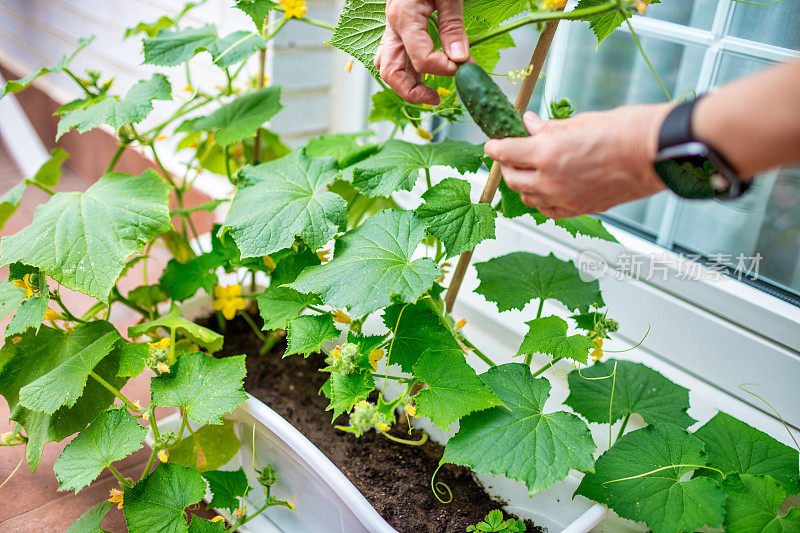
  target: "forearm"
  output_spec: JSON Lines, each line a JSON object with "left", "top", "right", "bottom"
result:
{"left": 693, "top": 58, "right": 800, "bottom": 179}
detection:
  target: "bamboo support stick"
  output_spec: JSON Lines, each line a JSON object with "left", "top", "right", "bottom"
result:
{"left": 444, "top": 19, "right": 561, "bottom": 313}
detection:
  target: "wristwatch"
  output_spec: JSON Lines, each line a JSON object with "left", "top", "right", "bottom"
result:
{"left": 653, "top": 95, "right": 750, "bottom": 199}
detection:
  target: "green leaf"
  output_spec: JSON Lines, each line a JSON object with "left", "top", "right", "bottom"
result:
{"left": 32, "top": 147, "right": 70, "bottom": 188}
{"left": 565, "top": 359, "right": 696, "bottom": 428}
{"left": 57, "top": 74, "right": 172, "bottom": 139}
{"left": 367, "top": 90, "right": 420, "bottom": 128}
{"left": 19, "top": 322, "right": 120, "bottom": 413}
{"left": 2, "top": 37, "right": 93, "bottom": 98}
{"left": 66, "top": 501, "right": 113, "bottom": 533}
{"left": 159, "top": 252, "right": 226, "bottom": 302}
{"left": 306, "top": 131, "right": 379, "bottom": 168}
{"left": 0, "top": 181, "right": 25, "bottom": 231}
{"left": 576, "top": 424, "right": 726, "bottom": 533}
{"left": 694, "top": 411, "right": 800, "bottom": 492}
{"left": 269, "top": 244, "right": 322, "bottom": 285}
{"left": 169, "top": 419, "right": 240, "bottom": 473}
{"left": 117, "top": 341, "right": 151, "bottom": 378}
{"left": 208, "top": 31, "right": 266, "bottom": 69}
{"left": 128, "top": 305, "right": 224, "bottom": 353}
{"left": 0, "top": 281, "right": 25, "bottom": 320}
{"left": 346, "top": 139, "right": 485, "bottom": 197}
{"left": 127, "top": 284, "right": 170, "bottom": 310}
{"left": 256, "top": 285, "right": 320, "bottom": 331}
{"left": 142, "top": 25, "right": 218, "bottom": 66}
{"left": 285, "top": 314, "right": 339, "bottom": 357}
{"left": 415, "top": 178, "right": 496, "bottom": 258}
{"left": 575, "top": 0, "right": 634, "bottom": 45}
{"left": 327, "top": 371, "right": 374, "bottom": 419}
{"left": 203, "top": 468, "right": 251, "bottom": 512}
{"left": 464, "top": 0, "right": 530, "bottom": 26}
{"left": 498, "top": 180, "right": 617, "bottom": 242}
{"left": 327, "top": 0, "right": 385, "bottom": 77}
{"left": 125, "top": 16, "right": 175, "bottom": 39}
{"left": 191, "top": 87, "right": 283, "bottom": 146}
{"left": 222, "top": 150, "right": 345, "bottom": 257}
{"left": 289, "top": 210, "right": 439, "bottom": 316}
{"left": 382, "top": 300, "right": 461, "bottom": 372}
{"left": 152, "top": 353, "right": 247, "bottom": 425}
{"left": 721, "top": 474, "right": 800, "bottom": 533}
{"left": 0, "top": 169, "right": 171, "bottom": 302}
{"left": 54, "top": 408, "right": 147, "bottom": 492}
{"left": 188, "top": 518, "right": 226, "bottom": 533}
{"left": 0, "top": 323, "right": 125, "bottom": 471}
{"left": 5, "top": 269, "right": 50, "bottom": 338}
{"left": 235, "top": 0, "right": 277, "bottom": 30}
{"left": 517, "top": 316, "right": 594, "bottom": 364}
{"left": 443, "top": 363, "right": 595, "bottom": 494}
{"left": 475, "top": 252, "right": 603, "bottom": 312}
{"left": 412, "top": 348, "right": 502, "bottom": 430}
{"left": 124, "top": 463, "right": 206, "bottom": 533}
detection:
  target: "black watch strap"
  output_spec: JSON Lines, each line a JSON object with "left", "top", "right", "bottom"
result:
{"left": 658, "top": 96, "right": 702, "bottom": 152}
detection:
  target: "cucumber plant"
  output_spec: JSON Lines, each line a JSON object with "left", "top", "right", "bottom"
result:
{"left": 0, "top": 1, "right": 797, "bottom": 532}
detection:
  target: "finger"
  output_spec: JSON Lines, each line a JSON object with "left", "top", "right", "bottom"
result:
{"left": 537, "top": 205, "right": 577, "bottom": 219}
{"left": 485, "top": 137, "right": 541, "bottom": 168}
{"left": 501, "top": 165, "right": 542, "bottom": 194}
{"left": 436, "top": 0, "right": 469, "bottom": 62}
{"left": 523, "top": 111, "right": 547, "bottom": 135}
{"left": 379, "top": 29, "right": 439, "bottom": 105}
{"left": 374, "top": 28, "right": 391, "bottom": 71}
{"left": 388, "top": 1, "right": 456, "bottom": 76}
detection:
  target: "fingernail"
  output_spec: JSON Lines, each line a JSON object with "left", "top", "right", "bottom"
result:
{"left": 449, "top": 42, "right": 467, "bottom": 61}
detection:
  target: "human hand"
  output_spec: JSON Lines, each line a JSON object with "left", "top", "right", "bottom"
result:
{"left": 374, "top": 0, "right": 469, "bottom": 105}
{"left": 484, "top": 104, "right": 673, "bottom": 219}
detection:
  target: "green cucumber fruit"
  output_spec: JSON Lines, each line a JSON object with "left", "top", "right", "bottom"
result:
{"left": 455, "top": 63, "right": 528, "bottom": 139}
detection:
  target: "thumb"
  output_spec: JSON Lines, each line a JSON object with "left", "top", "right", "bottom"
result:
{"left": 523, "top": 111, "right": 546, "bottom": 135}
{"left": 436, "top": 0, "right": 469, "bottom": 62}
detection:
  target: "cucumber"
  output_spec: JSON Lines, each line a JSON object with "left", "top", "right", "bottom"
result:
{"left": 455, "top": 63, "right": 528, "bottom": 139}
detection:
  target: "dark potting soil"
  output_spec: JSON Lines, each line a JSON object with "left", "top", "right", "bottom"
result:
{"left": 208, "top": 313, "right": 543, "bottom": 533}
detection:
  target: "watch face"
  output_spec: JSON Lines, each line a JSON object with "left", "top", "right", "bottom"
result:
{"left": 654, "top": 144, "right": 732, "bottom": 199}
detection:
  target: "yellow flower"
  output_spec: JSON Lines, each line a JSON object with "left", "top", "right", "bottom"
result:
{"left": 156, "top": 361, "right": 170, "bottom": 373}
{"left": 108, "top": 488, "right": 124, "bottom": 509}
{"left": 636, "top": 1, "right": 648, "bottom": 14}
{"left": 132, "top": 400, "right": 142, "bottom": 411}
{"left": 345, "top": 58, "right": 354, "bottom": 73}
{"left": 591, "top": 336, "right": 603, "bottom": 361}
{"left": 404, "top": 403, "right": 416, "bottom": 417}
{"left": 184, "top": 85, "right": 194, "bottom": 92}
{"left": 332, "top": 346, "right": 342, "bottom": 360}
{"left": 416, "top": 127, "right": 432, "bottom": 140}
{"left": 455, "top": 318, "right": 467, "bottom": 331}
{"left": 376, "top": 422, "right": 390, "bottom": 432}
{"left": 263, "top": 255, "right": 276, "bottom": 269}
{"left": 157, "top": 449, "right": 169, "bottom": 463}
{"left": 543, "top": 0, "right": 567, "bottom": 9}
{"left": 332, "top": 309, "right": 351, "bottom": 324}
{"left": 356, "top": 400, "right": 369, "bottom": 408}
{"left": 142, "top": 411, "right": 150, "bottom": 421}
{"left": 437, "top": 87, "right": 451, "bottom": 98}
{"left": 317, "top": 249, "right": 331, "bottom": 263}
{"left": 156, "top": 135, "right": 167, "bottom": 140}
{"left": 236, "top": 508, "right": 244, "bottom": 518}
{"left": 0, "top": 431, "right": 10, "bottom": 444}
{"left": 421, "top": 103, "right": 432, "bottom": 109}
{"left": 43, "top": 309, "right": 61, "bottom": 322}
{"left": 148, "top": 338, "right": 171, "bottom": 352}
{"left": 281, "top": 0, "right": 307, "bottom": 19}
{"left": 211, "top": 516, "right": 226, "bottom": 523}
{"left": 14, "top": 274, "right": 37, "bottom": 299}
{"left": 368, "top": 348, "right": 384, "bottom": 371}
{"left": 213, "top": 284, "right": 248, "bottom": 320}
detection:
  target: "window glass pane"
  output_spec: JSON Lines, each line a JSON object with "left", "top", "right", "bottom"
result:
{"left": 728, "top": 2, "right": 800, "bottom": 50}
{"left": 644, "top": 0, "right": 717, "bottom": 30}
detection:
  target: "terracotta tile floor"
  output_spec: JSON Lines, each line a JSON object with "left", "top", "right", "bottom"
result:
{"left": 0, "top": 141, "right": 219, "bottom": 531}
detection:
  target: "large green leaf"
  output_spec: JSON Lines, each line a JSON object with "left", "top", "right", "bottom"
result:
{"left": 0, "top": 323, "right": 125, "bottom": 471}
{"left": 169, "top": 419, "right": 240, "bottom": 472}
{"left": 475, "top": 252, "right": 603, "bottom": 312}
{"left": 367, "top": 90, "right": 420, "bottom": 129}
{"left": 464, "top": 0, "right": 530, "bottom": 26}
{"left": 188, "top": 518, "right": 226, "bottom": 533}
{"left": 19, "top": 322, "right": 120, "bottom": 413}
{"left": 412, "top": 348, "right": 501, "bottom": 430}
{"left": 0, "top": 280, "right": 25, "bottom": 320}
{"left": 285, "top": 313, "right": 339, "bottom": 357}
{"left": 32, "top": 147, "right": 70, "bottom": 188}
{"left": 327, "top": 0, "right": 385, "bottom": 77}
{"left": 517, "top": 316, "right": 594, "bottom": 364}
{"left": 442, "top": 363, "right": 595, "bottom": 494}
{"left": 66, "top": 501, "right": 113, "bottom": 533}
{"left": 191, "top": 87, "right": 283, "bottom": 146}
{"left": 235, "top": 0, "right": 278, "bottom": 31}
{"left": 151, "top": 353, "right": 247, "bottom": 425}
{"left": 124, "top": 463, "right": 206, "bottom": 533}
{"left": 0, "top": 170, "right": 171, "bottom": 302}
{"left": 222, "top": 150, "right": 345, "bottom": 257}
{"left": 289, "top": 210, "right": 439, "bottom": 316}
{"left": 2, "top": 37, "right": 93, "bottom": 97}
{"left": 575, "top": 0, "right": 636, "bottom": 45}
{"left": 203, "top": 468, "right": 251, "bottom": 512}
{"left": 208, "top": 31, "right": 266, "bottom": 69}
{"left": 721, "top": 474, "right": 800, "bottom": 533}
{"left": 159, "top": 252, "right": 226, "bottom": 302}
{"left": 327, "top": 371, "right": 374, "bottom": 419}
{"left": 306, "top": 131, "right": 379, "bottom": 169}
{"left": 415, "top": 177, "right": 496, "bottom": 258}
{"left": 142, "top": 25, "right": 218, "bottom": 66}
{"left": 0, "top": 182, "right": 25, "bottom": 231}
{"left": 576, "top": 424, "right": 726, "bottom": 533}
{"left": 565, "top": 359, "right": 695, "bottom": 428}
{"left": 694, "top": 411, "right": 800, "bottom": 492}
{"left": 257, "top": 286, "right": 320, "bottom": 331}
{"left": 128, "top": 305, "right": 223, "bottom": 353}
{"left": 54, "top": 408, "right": 147, "bottom": 492}
{"left": 57, "top": 74, "right": 172, "bottom": 139}
{"left": 382, "top": 299, "right": 461, "bottom": 372}
{"left": 498, "top": 180, "right": 617, "bottom": 242}
{"left": 346, "top": 139, "right": 484, "bottom": 197}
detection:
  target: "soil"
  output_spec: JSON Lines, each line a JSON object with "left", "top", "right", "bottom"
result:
{"left": 207, "top": 313, "right": 544, "bottom": 533}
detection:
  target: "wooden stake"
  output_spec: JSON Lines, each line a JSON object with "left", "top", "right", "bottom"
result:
{"left": 444, "top": 19, "right": 561, "bottom": 313}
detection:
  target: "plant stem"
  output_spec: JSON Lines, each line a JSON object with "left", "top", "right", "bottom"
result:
{"left": 616, "top": 412, "right": 631, "bottom": 441}
{"left": 88, "top": 371, "right": 140, "bottom": 412}
{"left": 24, "top": 180, "right": 56, "bottom": 195}
{"left": 259, "top": 330, "right": 283, "bottom": 355}
{"left": 107, "top": 464, "right": 130, "bottom": 489}
{"left": 469, "top": 0, "right": 620, "bottom": 47}
{"left": 111, "top": 286, "right": 150, "bottom": 318}
{"left": 523, "top": 299, "right": 546, "bottom": 366}
{"left": 531, "top": 360, "right": 553, "bottom": 377}
{"left": 424, "top": 167, "right": 433, "bottom": 189}
{"left": 624, "top": 16, "right": 671, "bottom": 101}
{"left": 51, "top": 292, "right": 86, "bottom": 323}
{"left": 105, "top": 141, "right": 130, "bottom": 173}
{"left": 272, "top": 9, "right": 335, "bottom": 30}
{"left": 460, "top": 337, "right": 496, "bottom": 367}
{"left": 241, "top": 311, "right": 269, "bottom": 343}
{"left": 62, "top": 67, "right": 94, "bottom": 98}
{"left": 371, "top": 372, "right": 409, "bottom": 381}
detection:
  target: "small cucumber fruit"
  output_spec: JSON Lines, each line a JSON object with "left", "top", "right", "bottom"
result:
{"left": 455, "top": 62, "right": 528, "bottom": 139}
